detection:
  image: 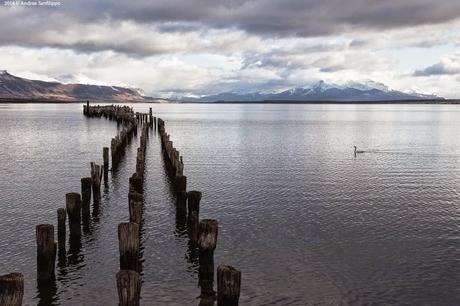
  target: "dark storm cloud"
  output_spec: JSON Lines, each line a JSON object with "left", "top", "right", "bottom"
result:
{"left": 1, "top": 0, "right": 460, "bottom": 55}
{"left": 414, "top": 61, "right": 460, "bottom": 76}
{"left": 63, "top": 0, "right": 460, "bottom": 36}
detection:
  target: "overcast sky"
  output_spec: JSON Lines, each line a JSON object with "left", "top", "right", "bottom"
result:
{"left": 1, "top": 0, "right": 459, "bottom": 98}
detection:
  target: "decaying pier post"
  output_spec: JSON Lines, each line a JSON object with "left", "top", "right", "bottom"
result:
{"left": 175, "top": 175, "right": 187, "bottom": 193}
{"left": 175, "top": 191, "right": 187, "bottom": 232}
{"left": 198, "top": 219, "right": 218, "bottom": 296}
{"left": 66, "top": 192, "right": 82, "bottom": 240}
{"left": 187, "top": 191, "right": 202, "bottom": 242}
{"left": 176, "top": 191, "right": 187, "bottom": 214}
{"left": 57, "top": 208, "right": 66, "bottom": 252}
{"left": 90, "top": 162, "right": 103, "bottom": 206}
{"left": 188, "top": 191, "right": 202, "bottom": 217}
{"left": 217, "top": 265, "right": 241, "bottom": 306}
{"left": 81, "top": 177, "right": 92, "bottom": 221}
{"left": 36, "top": 224, "right": 56, "bottom": 280}
{"left": 129, "top": 173, "right": 143, "bottom": 194}
{"left": 129, "top": 201, "right": 143, "bottom": 225}
{"left": 149, "top": 107, "right": 153, "bottom": 126}
{"left": 116, "top": 270, "right": 141, "bottom": 306}
{"left": 111, "top": 137, "right": 119, "bottom": 166}
{"left": 103, "top": 147, "right": 109, "bottom": 184}
{"left": 118, "top": 222, "right": 140, "bottom": 271}
{"left": 0, "top": 273, "right": 24, "bottom": 306}
{"left": 129, "top": 191, "right": 143, "bottom": 205}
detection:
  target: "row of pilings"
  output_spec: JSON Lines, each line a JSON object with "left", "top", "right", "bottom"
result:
{"left": 157, "top": 118, "right": 242, "bottom": 306}
{"left": 0, "top": 103, "right": 145, "bottom": 306}
{"left": 0, "top": 102, "right": 241, "bottom": 306}
{"left": 116, "top": 118, "right": 151, "bottom": 306}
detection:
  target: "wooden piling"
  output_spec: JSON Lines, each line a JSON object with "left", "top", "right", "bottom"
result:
{"left": 129, "top": 173, "right": 143, "bottom": 194}
{"left": 217, "top": 265, "right": 241, "bottom": 306}
{"left": 128, "top": 191, "right": 143, "bottom": 204}
{"left": 66, "top": 192, "right": 82, "bottom": 239}
{"left": 149, "top": 107, "right": 153, "bottom": 126}
{"left": 129, "top": 201, "right": 143, "bottom": 225}
{"left": 175, "top": 191, "right": 187, "bottom": 232}
{"left": 103, "top": 147, "right": 109, "bottom": 184}
{"left": 118, "top": 222, "right": 140, "bottom": 271}
{"left": 57, "top": 208, "right": 66, "bottom": 252}
{"left": 0, "top": 273, "right": 24, "bottom": 306}
{"left": 81, "top": 177, "right": 92, "bottom": 220}
{"left": 198, "top": 219, "right": 218, "bottom": 295}
{"left": 91, "top": 162, "right": 103, "bottom": 206}
{"left": 36, "top": 224, "right": 56, "bottom": 280}
{"left": 111, "top": 138, "right": 118, "bottom": 166}
{"left": 175, "top": 175, "right": 187, "bottom": 193}
{"left": 187, "top": 191, "right": 202, "bottom": 216}
{"left": 116, "top": 270, "right": 141, "bottom": 306}
{"left": 187, "top": 191, "right": 201, "bottom": 242}
{"left": 188, "top": 211, "right": 199, "bottom": 242}
{"left": 198, "top": 220, "right": 218, "bottom": 254}
{"left": 177, "top": 191, "right": 187, "bottom": 213}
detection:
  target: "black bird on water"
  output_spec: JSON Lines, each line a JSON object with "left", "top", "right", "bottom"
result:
{"left": 354, "top": 146, "right": 364, "bottom": 154}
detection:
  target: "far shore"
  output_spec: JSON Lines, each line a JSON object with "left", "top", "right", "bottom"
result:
{"left": 1, "top": 97, "right": 459, "bottom": 104}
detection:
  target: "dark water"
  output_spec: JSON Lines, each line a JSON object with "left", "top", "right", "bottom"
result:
{"left": 0, "top": 103, "right": 459, "bottom": 305}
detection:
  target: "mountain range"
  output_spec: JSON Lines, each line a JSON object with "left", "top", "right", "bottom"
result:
{"left": 0, "top": 70, "right": 150, "bottom": 102}
{"left": 185, "top": 80, "right": 442, "bottom": 102}
{"left": 0, "top": 70, "right": 444, "bottom": 103}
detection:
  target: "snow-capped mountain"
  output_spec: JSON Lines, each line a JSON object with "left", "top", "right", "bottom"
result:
{"left": 185, "top": 80, "right": 442, "bottom": 102}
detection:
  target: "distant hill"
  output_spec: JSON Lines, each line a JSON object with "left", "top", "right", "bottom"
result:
{"left": 0, "top": 70, "right": 156, "bottom": 102}
{"left": 184, "top": 80, "right": 443, "bottom": 102}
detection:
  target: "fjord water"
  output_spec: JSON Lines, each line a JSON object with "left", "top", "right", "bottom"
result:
{"left": 0, "top": 103, "right": 459, "bottom": 305}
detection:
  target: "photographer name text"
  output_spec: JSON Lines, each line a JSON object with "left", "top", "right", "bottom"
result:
{"left": 4, "top": 1, "right": 61, "bottom": 7}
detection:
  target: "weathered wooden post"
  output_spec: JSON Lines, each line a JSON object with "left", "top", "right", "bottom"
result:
{"left": 129, "top": 173, "right": 143, "bottom": 194}
{"left": 118, "top": 222, "right": 140, "bottom": 271}
{"left": 188, "top": 211, "right": 199, "bottom": 242}
{"left": 57, "top": 208, "right": 66, "bottom": 252}
{"left": 188, "top": 191, "right": 201, "bottom": 217}
{"left": 90, "top": 162, "right": 102, "bottom": 206}
{"left": 66, "top": 192, "right": 82, "bottom": 240}
{"left": 103, "top": 147, "right": 109, "bottom": 184}
{"left": 129, "top": 201, "right": 143, "bottom": 225}
{"left": 187, "top": 191, "right": 201, "bottom": 242}
{"left": 81, "top": 177, "right": 92, "bottom": 222}
{"left": 198, "top": 219, "right": 218, "bottom": 296}
{"left": 175, "top": 175, "right": 187, "bottom": 193}
{"left": 116, "top": 270, "right": 141, "bottom": 306}
{"left": 217, "top": 265, "right": 241, "bottom": 306}
{"left": 111, "top": 138, "right": 118, "bottom": 166}
{"left": 0, "top": 273, "right": 24, "bottom": 306}
{"left": 176, "top": 191, "right": 187, "bottom": 213}
{"left": 149, "top": 107, "right": 153, "bottom": 126}
{"left": 36, "top": 224, "right": 56, "bottom": 280}
{"left": 136, "top": 150, "right": 145, "bottom": 179}
{"left": 128, "top": 191, "right": 143, "bottom": 205}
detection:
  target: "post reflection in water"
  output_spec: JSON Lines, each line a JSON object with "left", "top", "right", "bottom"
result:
{"left": 36, "top": 277, "right": 58, "bottom": 306}
{"left": 67, "top": 232, "right": 83, "bottom": 266}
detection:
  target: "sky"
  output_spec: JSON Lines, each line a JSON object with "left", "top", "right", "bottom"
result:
{"left": 0, "top": 0, "right": 459, "bottom": 98}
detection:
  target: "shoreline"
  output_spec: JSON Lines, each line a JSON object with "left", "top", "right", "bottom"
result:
{"left": 1, "top": 97, "right": 460, "bottom": 104}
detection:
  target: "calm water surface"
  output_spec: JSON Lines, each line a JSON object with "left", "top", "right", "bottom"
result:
{"left": 0, "top": 103, "right": 459, "bottom": 305}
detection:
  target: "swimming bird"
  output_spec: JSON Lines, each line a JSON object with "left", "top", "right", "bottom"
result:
{"left": 354, "top": 146, "right": 365, "bottom": 154}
